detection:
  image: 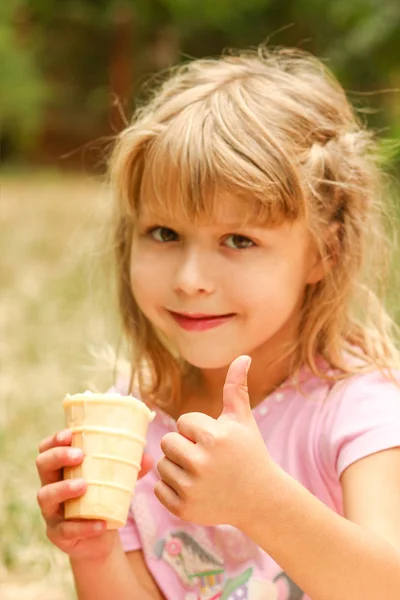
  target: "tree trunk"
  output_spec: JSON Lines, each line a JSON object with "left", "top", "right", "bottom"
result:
{"left": 109, "top": 2, "right": 134, "bottom": 132}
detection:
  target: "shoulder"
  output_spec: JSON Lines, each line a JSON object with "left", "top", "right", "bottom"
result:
{"left": 326, "top": 368, "right": 400, "bottom": 415}
{"left": 318, "top": 369, "right": 400, "bottom": 478}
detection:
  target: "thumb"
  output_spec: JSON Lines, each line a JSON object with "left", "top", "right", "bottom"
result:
{"left": 219, "top": 355, "right": 252, "bottom": 422}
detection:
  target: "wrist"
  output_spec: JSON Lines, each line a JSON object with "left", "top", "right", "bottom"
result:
{"left": 70, "top": 530, "right": 121, "bottom": 567}
{"left": 236, "top": 461, "right": 288, "bottom": 540}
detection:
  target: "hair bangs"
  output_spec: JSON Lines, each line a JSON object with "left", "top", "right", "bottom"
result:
{"left": 136, "top": 96, "right": 304, "bottom": 227}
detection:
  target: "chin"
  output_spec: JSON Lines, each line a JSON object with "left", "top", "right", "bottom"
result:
{"left": 178, "top": 348, "right": 242, "bottom": 371}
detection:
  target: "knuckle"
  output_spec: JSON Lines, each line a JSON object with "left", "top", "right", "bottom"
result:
{"left": 153, "top": 480, "right": 161, "bottom": 498}
{"left": 178, "top": 476, "right": 191, "bottom": 498}
{"left": 59, "top": 521, "right": 72, "bottom": 540}
{"left": 48, "top": 525, "right": 73, "bottom": 551}
{"left": 213, "top": 427, "right": 228, "bottom": 447}
{"left": 191, "top": 452, "right": 207, "bottom": 474}
{"left": 176, "top": 413, "right": 190, "bottom": 431}
{"left": 35, "top": 454, "right": 43, "bottom": 471}
{"left": 174, "top": 501, "right": 188, "bottom": 521}
{"left": 160, "top": 434, "right": 170, "bottom": 453}
{"left": 46, "top": 525, "right": 57, "bottom": 543}
{"left": 160, "top": 431, "right": 176, "bottom": 452}
{"left": 199, "top": 429, "right": 216, "bottom": 447}
{"left": 36, "top": 487, "right": 46, "bottom": 509}
{"left": 156, "top": 456, "right": 165, "bottom": 474}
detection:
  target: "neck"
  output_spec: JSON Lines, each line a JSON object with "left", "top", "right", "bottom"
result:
{"left": 185, "top": 345, "right": 295, "bottom": 412}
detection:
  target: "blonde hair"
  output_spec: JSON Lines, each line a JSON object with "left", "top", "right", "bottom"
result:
{"left": 109, "top": 45, "right": 399, "bottom": 406}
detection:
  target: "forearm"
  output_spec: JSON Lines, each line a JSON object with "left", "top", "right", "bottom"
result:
{"left": 242, "top": 466, "right": 400, "bottom": 600}
{"left": 70, "top": 533, "right": 152, "bottom": 600}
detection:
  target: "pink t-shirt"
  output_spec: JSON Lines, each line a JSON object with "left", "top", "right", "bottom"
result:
{"left": 117, "top": 366, "right": 400, "bottom": 600}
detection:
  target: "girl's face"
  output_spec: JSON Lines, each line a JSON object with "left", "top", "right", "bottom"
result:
{"left": 130, "top": 197, "right": 323, "bottom": 369}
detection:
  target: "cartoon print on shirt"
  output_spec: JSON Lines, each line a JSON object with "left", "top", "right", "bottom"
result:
{"left": 273, "top": 572, "right": 304, "bottom": 600}
{"left": 154, "top": 530, "right": 252, "bottom": 599}
{"left": 154, "top": 529, "right": 224, "bottom": 587}
{"left": 154, "top": 530, "right": 304, "bottom": 600}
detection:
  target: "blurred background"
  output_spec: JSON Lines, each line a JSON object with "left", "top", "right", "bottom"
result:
{"left": 1, "top": 1, "right": 400, "bottom": 598}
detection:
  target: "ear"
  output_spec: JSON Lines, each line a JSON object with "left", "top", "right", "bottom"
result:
{"left": 306, "top": 222, "right": 340, "bottom": 284}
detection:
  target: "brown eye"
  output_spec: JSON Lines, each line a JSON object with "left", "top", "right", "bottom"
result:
{"left": 150, "top": 227, "right": 179, "bottom": 243}
{"left": 223, "top": 234, "right": 255, "bottom": 250}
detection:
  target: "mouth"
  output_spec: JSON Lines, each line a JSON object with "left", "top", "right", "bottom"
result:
{"left": 166, "top": 310, "right": 236, "bottom": 332}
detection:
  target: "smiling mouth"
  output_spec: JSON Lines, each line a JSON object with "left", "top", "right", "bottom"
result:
{"left": 167, "top": 310, "right": 236, "bottom": 332}
{"left": 168, "top": 310, "right": 235, "bottom": 320}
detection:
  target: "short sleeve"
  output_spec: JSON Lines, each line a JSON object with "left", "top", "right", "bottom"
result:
{"left": 321, "top": 370, "right": 400, "bottom": 478}
{"left": 118, "top": 505, "right": 142, "bottom": 552}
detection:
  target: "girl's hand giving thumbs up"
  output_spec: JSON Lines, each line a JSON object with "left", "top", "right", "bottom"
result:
{"left": 155, "top": 356, "right": 279, "bottom": 530}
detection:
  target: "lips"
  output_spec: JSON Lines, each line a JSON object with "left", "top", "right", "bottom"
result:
{"left": 167, "top": 310, "right": 235, "bottom": 332}
{"left": 170, "top": 311, "right": 233, "bottom": 319}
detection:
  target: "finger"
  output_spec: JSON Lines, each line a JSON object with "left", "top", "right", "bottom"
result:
{"left": 154, "top": 479, "right": 181, "bottom": 516}
{"left": 220, "top": 355, "right": 252, "bottom": 422}
{"left": 157, "top": 456, "right": 187, "bottom": 496}
{"left": 176, "top": 412, "right": 218, "bottom": 445}
{"left": 138, "top": 453, "right": 153, "bottom": 479}
{"left": 38, "top": 429, "right": 72, "bottom": 453}
{"left": 51, "top": 518, "right": 107, "bottom": 544}
{"left": 160, "top": 432, "right": 197, "bottom": 471}
{"left": 36, "top": 446, "right": 84, "bottom": 486}
{"left": 37, "top": 478, "right": 87, "bottom": 523}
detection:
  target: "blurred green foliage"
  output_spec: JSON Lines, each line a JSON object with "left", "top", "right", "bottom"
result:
{"left": 0, "top": 1, "right": 47, "bottom": 149}
{"left": 1, "top": 0, "right": 399, "bottom": 168}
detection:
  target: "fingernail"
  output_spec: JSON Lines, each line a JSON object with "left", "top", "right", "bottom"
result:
{"left": 57, "top": 431, "right": 69, "bottom": 443}
{"left": 70, "top": 479, "right": 84, "bottom": 491}
{"left": 93, "top": 522, "right": 105, "bottom": 531}
{"left": 68, "top": 448, "right": 83, "bottom": 460}
{"left": 244, "top": 356, "right": 252, "bottom": 375}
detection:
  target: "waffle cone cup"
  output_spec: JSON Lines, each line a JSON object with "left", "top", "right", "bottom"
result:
{"left": 63, "top": 391, "right": 154, "bottom": 529}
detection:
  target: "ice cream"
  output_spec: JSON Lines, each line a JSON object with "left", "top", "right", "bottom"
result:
{"left": 63, "top": 391, "right": 154, "bottom": 529}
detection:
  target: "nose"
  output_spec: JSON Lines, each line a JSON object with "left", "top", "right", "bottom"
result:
{"left": 172, "top": 247, "right": 215, "bottom": 296}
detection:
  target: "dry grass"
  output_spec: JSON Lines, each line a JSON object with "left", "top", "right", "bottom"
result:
{"left": 1, "top": 171, "right": 121, "bottom": 599}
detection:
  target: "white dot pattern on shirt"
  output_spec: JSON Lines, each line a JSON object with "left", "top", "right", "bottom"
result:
{"left": 132, "top": 493, "right": 157, "bottom": 558}
{"left": 259, "top": 405, "right": 268, "bottom": 416}
{"left": 160, "top": 413, "right": 176, "bottom": 429}
{"left": 274, "top": 392, "right": 285, "bottom": 401}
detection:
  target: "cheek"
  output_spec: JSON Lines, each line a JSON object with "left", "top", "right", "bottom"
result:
{"left": 130, "top": 254, "right": 165, "bottom": 311}
{"left": 130, "top": 260, "right": 150, "bottom": 290}
{"left": 239, "top": 262, "right": 306, "bottom": 316}
{"left": 130, "top": 247, "right": 166, "bottom": 286}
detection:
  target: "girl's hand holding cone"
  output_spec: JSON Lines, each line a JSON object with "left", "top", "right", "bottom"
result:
{"left": 36, "top": 429, "right": 153, "bottom": 560}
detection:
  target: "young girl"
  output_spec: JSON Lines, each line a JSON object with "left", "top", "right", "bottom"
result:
{"left": 36, "top": 46, "right": 400, "bottom": 600}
